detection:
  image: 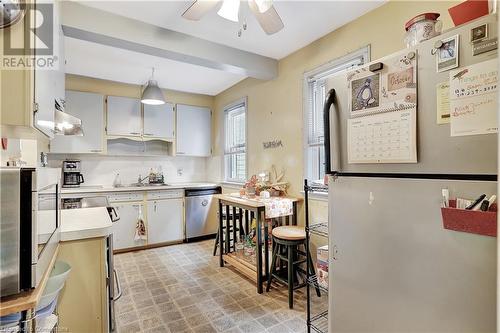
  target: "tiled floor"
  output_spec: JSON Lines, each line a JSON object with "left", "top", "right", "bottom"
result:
{"left": 114, "top": 240, "right": 327, "bottom": 333}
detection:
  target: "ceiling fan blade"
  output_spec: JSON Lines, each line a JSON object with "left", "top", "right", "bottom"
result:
{"left": 248, "top": 0, "right": 284, "bottom": 35}
{"left": 182, "top": 0, "right": 220, "bottom": 21}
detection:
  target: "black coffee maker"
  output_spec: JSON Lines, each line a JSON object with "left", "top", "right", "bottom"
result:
{"left": 62, "top": 160, "right": 84, "bottom": 188}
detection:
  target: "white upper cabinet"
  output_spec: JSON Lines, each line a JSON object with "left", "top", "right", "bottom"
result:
{"left": 106, "top": 96, "right": 142, "bottom": 137}
{"left": 50, "top": 91, "right": 105, "bottom": 154}
{"left": 176, "top": 104, "right": 211, "bottom": 157}
{"left": 143, "top": 103, "right": 175, "bottom": 140}
{"left": 33, "top": 0, "right": 65, "bottom": 138}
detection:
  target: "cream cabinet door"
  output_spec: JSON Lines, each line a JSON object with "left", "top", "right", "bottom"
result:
{"left": 50, "top": 91, "right": 104, "bottom": 153}
{"left": 143, "top": 103, "right": 174, "bottom": 139}
{"left": 147, "top": 199, "right": 184, "bottom": 244}
{"left": 112, "top": 203, "right": 146, "bottom": 250}
{"left": 176, "top": 104, "right": 211, "bottom": 156}
{"left": 106, "top": 96, "right": 142, "bottom": 137}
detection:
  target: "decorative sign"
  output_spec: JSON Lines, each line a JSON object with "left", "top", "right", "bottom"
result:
{"left": 263, "top": 140, "right": 283, "bottom": 149}
{"left": 472, "top": 38, "right": 498, "bottom": 56}
{"left": 450, "top": 59, "right": 498, "bottom": 137}
{"left": 388, "top": 68, "right": 414, "bottom": 91}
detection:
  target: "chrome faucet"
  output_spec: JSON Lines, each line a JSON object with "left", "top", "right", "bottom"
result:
{"left": 137, "top": 174, "right": 149, "bottom": 184}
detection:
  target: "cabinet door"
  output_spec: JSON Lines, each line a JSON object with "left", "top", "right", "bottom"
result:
{"left": 147, "top": 199, "right": 184, "bottom": 244}
{"left": 143, "top": 103, "right": 174, "bottom": 139}
{"left": 106, "top": 96, "right": 142, "bottom": 137}
{"left": 50, "top": 91, "right": 104, "bottom": 153}
{"left": 176, "top": 104, "right": 211, "bottom": 156}
{"left": 111, "top": 203, "right": 146, "bottom": 250}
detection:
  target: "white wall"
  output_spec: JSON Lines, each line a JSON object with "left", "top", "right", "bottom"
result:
{"left": 48, "top": 155, "right": 207, "bottom": 186}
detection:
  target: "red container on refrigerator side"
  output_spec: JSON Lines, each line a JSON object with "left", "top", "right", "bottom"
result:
{"left": 448, "top": 0, "right": 490, "bottom": 26}
{"left": 441, "top": 200, "right": 497, "bottom": 237}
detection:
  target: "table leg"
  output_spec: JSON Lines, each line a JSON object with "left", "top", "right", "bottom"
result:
{"left": 218, "top": 200, "right": 224, "bottom": 267}
{"left": 20, "top": 308, "right": 35, "bottom": 332}
{"left": 263, "top": 211, "right": 269, "bottom": 289}
{"left": 255, "top": 208, "right": 263, "bottom": 294}
{"left": 292, "top": 202, "right": 298, "bottom": 226}
{"left": 232, "top": 206, "right": 237, "bottom": 250}
{"left": 225, "top": 205, "right": 230, "bottom": 254}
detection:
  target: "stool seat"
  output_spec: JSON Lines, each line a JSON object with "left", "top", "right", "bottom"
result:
{"left": 272, "top": 226, "right": 306, "bottom": 240}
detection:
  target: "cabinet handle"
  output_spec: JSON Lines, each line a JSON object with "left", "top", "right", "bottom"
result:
{"left": 90, "top": 149, "right": 102, "bottom": 153}
{"left": 130, "top": 132, "right": 140, "bottom": 135}
{"left": 143, "top": 133, "right": 154, "bottom": 136}
{"left": 177, "top": 152, "right": 185, "bottom": 155}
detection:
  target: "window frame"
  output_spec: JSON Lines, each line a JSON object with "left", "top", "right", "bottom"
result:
{"left": 223, "top": 97, "right": 248, "bottom": 184}
{"left": 302, "top": 46, "right": 371, "bottom": 187}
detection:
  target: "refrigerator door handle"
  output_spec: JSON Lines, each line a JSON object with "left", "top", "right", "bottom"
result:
{"left": 332, "top": 245, "right": 339, "bottom": 261}
{"left": 323, "top": 88, "right": 340, "bottom": 175}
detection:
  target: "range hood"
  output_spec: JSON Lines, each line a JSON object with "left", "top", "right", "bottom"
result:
{"left": 54, "top": 110, "right": 84, "bottom": 136}
{"left": 54, "top": 99, "right": 83, "bottom": 136}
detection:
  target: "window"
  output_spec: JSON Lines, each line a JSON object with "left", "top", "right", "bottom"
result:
{"left": 304, "top": 47, "right": 370, "bottom": 184}
{"left": 224, "top": 98, "right": 247, "bottom": 183}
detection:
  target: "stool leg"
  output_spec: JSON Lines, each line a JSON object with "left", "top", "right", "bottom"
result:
{"left": 288, "top": 245, "right": 294, "bottom": 309}
{"left": 267, "top": 242, "right": 278, "bottom": 292}
{"left": 213, "top": 230, "right": 219, "bottom": 256}
{"left": 308, "top": 249, "right": 321, "bottom": 297}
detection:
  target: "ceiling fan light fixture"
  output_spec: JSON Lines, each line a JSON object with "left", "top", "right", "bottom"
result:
{"left": 254, "top": 0, "right": 272, "bottom": 13}
{"left": 217, "top": 0, "right": 240, "bottom": 22}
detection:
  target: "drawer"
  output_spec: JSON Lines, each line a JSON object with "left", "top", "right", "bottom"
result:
{"left": 107, "top": 192, "right": 144, "bottom": 203}
{"left": 147, "top": 189, "right": 184, "bottom": 201}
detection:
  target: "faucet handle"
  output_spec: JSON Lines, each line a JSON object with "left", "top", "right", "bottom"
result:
{"left": 138, "top": 174, "right": 142, "bottom": 183}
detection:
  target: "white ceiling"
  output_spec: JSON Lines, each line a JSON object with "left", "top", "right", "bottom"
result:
{"left": 66, "top": 1, "right": 385, "bottom": 95}
{"left": 64, "top": 37, "right": 246, "bottom": 95}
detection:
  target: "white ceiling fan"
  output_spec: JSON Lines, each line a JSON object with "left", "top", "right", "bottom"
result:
{"left": 182, "top": 0, "right": 284, "bottom": 35}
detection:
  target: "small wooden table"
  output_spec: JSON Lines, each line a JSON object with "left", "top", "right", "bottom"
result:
{"left": 216, "top": 194, "right": 301, "bottom": 294}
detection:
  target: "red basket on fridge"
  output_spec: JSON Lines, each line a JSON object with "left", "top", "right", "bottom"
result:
{"left": 441, "top": 199, "right": 497, "bottom": 237}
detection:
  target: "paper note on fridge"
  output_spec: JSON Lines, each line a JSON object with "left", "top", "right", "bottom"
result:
{"left": 449, "top": 59, "right": 498, "bottom": 137}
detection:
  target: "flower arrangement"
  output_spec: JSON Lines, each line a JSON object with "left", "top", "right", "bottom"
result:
{"left": 240, "top": 165, "right": 289, "bottom": 197}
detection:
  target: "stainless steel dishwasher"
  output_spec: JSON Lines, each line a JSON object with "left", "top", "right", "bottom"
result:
{"left": 185, "top": 187, "right": 221, "bottom": 242}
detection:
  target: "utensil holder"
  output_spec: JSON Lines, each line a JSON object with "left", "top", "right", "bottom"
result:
{"left": 441, "top": 199, "right": 497, "bottom": 237}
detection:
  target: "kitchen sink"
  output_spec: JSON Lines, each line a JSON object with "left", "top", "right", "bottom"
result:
{"left": 128, "top": 183, "right": 169, "bottom": 187}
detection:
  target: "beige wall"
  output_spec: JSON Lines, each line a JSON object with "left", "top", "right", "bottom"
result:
{"left": 211, "top": 1, "right": 459, "bottom": 223}
{"left": 66, "top": 74, "right": 214, "bottom": 109}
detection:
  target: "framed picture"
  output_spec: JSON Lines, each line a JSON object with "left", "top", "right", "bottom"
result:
{"left": 437, "top": 35, "right": 459, "bottom": 73}
{"left": 471, "top": 23, "right": 488, "bottom": 43}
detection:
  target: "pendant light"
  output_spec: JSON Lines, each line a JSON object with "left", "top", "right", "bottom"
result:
{"left": 141, "top": 68, "right": 166, "bottom": 105}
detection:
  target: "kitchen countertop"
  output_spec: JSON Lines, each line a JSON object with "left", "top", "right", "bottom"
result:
{"left": 60, "top": 207, "right": 113, "bottom": 241}
{"left": 61, "top": 182, "right": 219, "bottom": 194}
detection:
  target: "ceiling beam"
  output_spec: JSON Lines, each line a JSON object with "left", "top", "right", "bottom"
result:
{"left": 61, "top": 2, "right": 278, "bottom": 80}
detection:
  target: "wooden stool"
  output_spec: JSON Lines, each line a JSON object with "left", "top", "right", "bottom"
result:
{"left": 266, "top": 226, "right": 320, "bottom": 308}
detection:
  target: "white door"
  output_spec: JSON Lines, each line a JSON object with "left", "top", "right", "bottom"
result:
{"left": 50, "top": 91, "right": 104, "bottom": 153}
{"left": 143, "top": 103, "right": 174, "bottom": 139}
{"left": 147, "top": 199, "right": 184, "bottom": 244}
{"left": 106, "top": 96, "right": 142, "bottom": 137}
{"left": 112, "top": 203, "right": 146, "bottom": 250}
{"left": 176, "top": 104, "right": 211, "bottom": 156}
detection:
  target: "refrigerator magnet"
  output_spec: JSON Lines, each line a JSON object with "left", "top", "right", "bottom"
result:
{"left": 436, "top": 35, "right": 459, "bottom": 73}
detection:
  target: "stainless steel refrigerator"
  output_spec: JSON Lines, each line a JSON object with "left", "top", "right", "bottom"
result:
{"left": 324, "top": 15, "right": 497, "bottom": 332}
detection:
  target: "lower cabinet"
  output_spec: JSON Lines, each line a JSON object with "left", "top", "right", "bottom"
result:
{"left": 58, "top": 237, "right": 108, "bottom": 333}
{"left": 147, "top": 199, "right": 184, "bottom": 244}
{"left": 112, "top": 203, "right": 146, "bottom": 250}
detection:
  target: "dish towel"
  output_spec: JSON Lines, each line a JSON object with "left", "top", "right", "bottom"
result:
{"left": 134, "top": 206, "right": 147, "bottom": 241}
{"left": 262, "top": 197, "right": 293, "bottom": 219}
